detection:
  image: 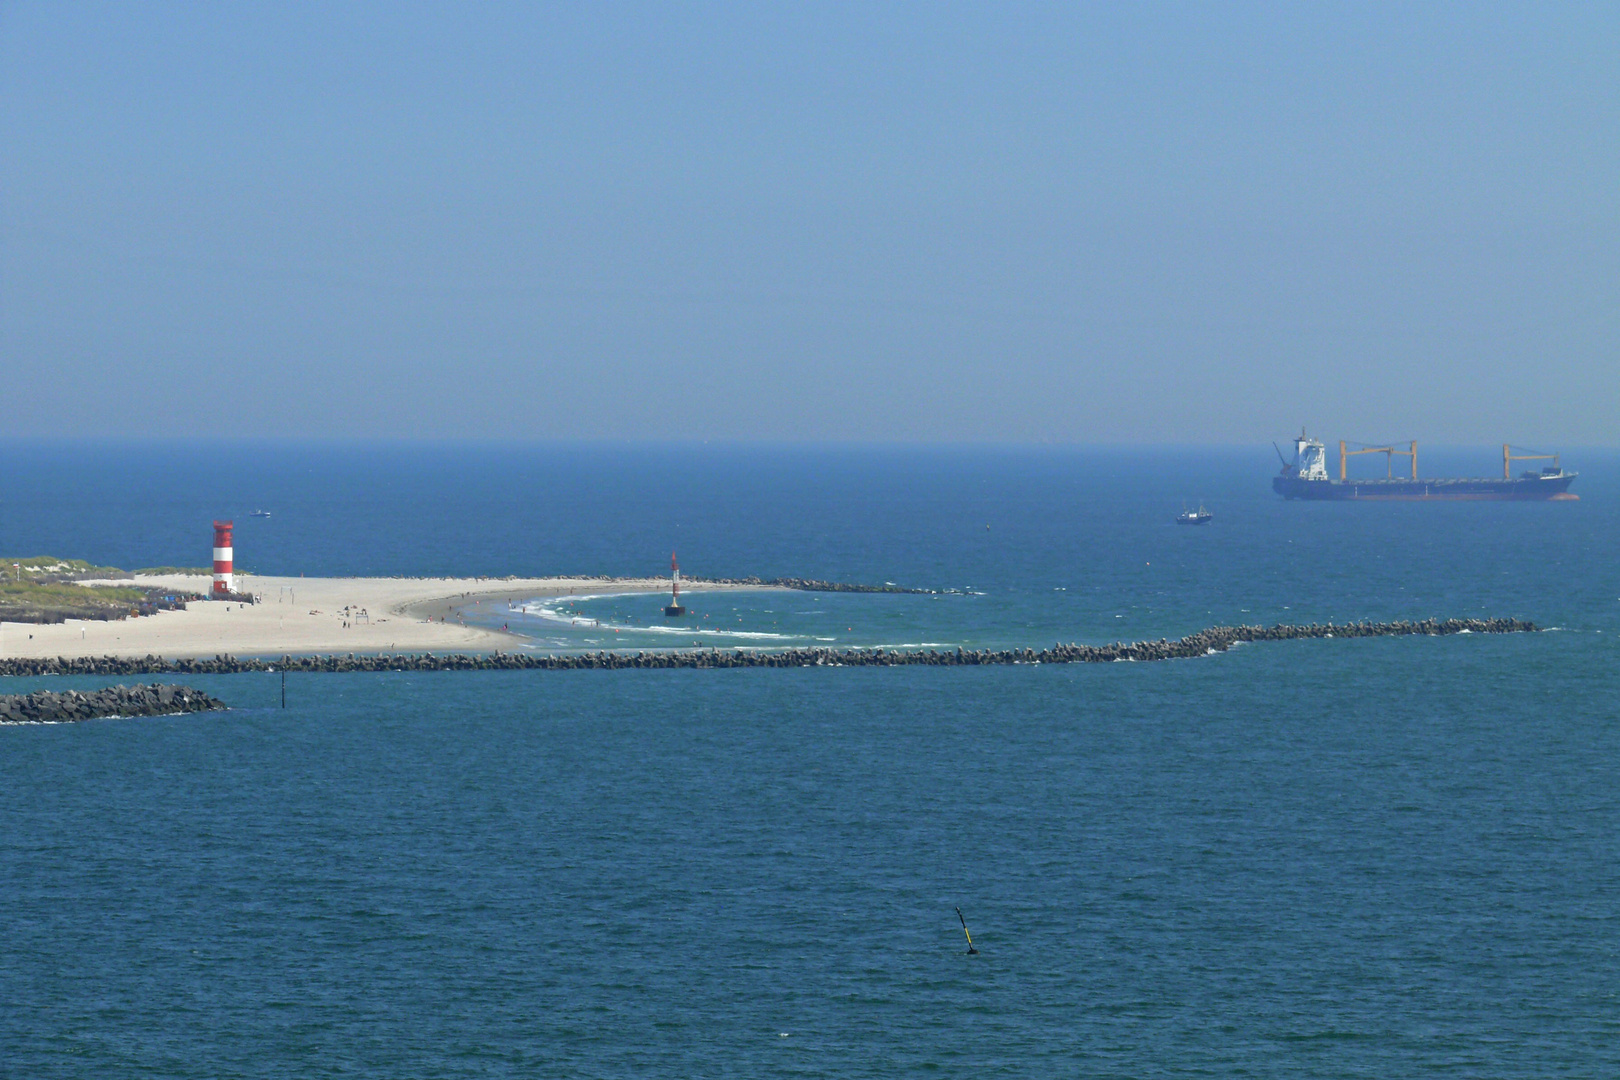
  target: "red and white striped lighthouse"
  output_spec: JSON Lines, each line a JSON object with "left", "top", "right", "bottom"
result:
{"left": 212, "top": 520, "right": 234, "bottom": 595}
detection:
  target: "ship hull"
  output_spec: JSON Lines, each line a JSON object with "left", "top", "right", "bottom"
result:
{"left": 1274, "top": 475, "right": 1577, "bottom": 501}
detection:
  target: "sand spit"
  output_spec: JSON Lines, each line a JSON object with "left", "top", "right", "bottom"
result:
{"left": 0, "top": 618, "right": 1537, "bottom": 676}
{"left": 0, "top": 574, "right": 776, "bottom": 660}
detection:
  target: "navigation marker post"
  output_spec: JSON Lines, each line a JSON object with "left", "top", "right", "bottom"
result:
{"left": 663, "top": 552, "right": 686, "bottom": 617}
{"left": 956, "top": 907, "right": 979, "bottom": 954}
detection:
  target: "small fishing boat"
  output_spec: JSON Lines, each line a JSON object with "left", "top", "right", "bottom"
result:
{"left": 1176, "top": 504, "right": 1212, "bottom": 525}
{"left": 250, "top": 509, "right": 272, "bottom": 518}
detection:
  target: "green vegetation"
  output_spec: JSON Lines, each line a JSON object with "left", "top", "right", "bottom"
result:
{"left": 0, "top": 556, "right": 125, "bottom": 579}
{"left": 0, "top": 557, "right": 205, "bottom": 623}
{"left": 131, "top": 567, "right": 213, "bottom": 576}
{"left": 0, "top": 581, "right": 148, "bottom": 623}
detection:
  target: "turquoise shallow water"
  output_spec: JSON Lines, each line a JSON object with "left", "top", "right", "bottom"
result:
{"left": 2, "top": 443, "right": 1618, "bottom": 1076}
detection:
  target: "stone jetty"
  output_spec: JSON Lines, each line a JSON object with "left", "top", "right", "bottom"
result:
{"left": 689, "top": 575, "right": 931, "bottom": 594}
{"left": 0, "top": 617, "right": 1535, "bottom": 677}
{"left": 0, "top": 684, "right": 227, "bottom": 723}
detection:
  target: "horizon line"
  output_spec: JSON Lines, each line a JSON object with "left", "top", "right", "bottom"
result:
{"left": 0, "top": 435, "right": 1611, "bottom": 452}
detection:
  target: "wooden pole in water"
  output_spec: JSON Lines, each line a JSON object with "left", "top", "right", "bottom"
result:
{"left": 956, "top": 907, "right": 979, "bottom": 954}
{"left": 281, "top": 669, "right": 286, "bottom": 708}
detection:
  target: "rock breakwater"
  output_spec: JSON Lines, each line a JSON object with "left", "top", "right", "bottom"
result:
{"left": 0, "top": 618, "right": 1535, "bottom": 677}
{"left": 0, "top": 684, "right": 227, "bottom": 723}
{"left": 689, "top": 576, "right": 931, "bottom": 594}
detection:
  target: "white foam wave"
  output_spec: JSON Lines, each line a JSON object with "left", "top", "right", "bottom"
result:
{"left": 606, "top": 623, "right": 808, "bottom": 641}
{"left": 514, "top": 598, "right": 818, "bottom": 642}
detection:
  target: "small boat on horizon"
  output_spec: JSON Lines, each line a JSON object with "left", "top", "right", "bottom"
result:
{"left": 1177, "top": 504, "right": 1212, "bottom": 525}
{"left": 250, "top": 509, "right": 272, "bottom": 518}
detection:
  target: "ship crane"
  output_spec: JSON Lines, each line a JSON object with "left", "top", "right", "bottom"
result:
{"left": 1340, "top": 440, "right": 1417, "bottom": 481}
{"left": 1504, "top": 445, "right": 1560, "bottom": 480}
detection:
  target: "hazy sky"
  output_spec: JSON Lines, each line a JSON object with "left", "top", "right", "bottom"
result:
{"left": 3, "top": 3, "right": 1615, "bottom": 443}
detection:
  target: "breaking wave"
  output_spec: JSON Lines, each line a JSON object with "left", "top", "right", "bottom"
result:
{"left": 514, "top": 596, "right": 833, "bottom": 643}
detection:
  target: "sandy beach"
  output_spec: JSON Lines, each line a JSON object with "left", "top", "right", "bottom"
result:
{"left": 0, "top": 574, "right": 771, "bottom": 660}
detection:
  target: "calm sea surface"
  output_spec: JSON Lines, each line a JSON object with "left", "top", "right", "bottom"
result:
{"left": 3, "top": 442, "right": 1617, "bottom": 1076}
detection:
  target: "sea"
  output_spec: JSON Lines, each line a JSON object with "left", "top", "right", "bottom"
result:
{"left": 2, "top": 441, "right": 1617, "bottom": 1077}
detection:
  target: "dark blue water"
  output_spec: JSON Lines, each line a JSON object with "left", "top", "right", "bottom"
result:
{"left": 4, "top": 443, "right": 1618, "bottom": 1076}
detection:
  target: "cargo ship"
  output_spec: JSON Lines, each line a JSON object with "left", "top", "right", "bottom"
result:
{"left": 1273, "top": 430, "right": 1577, "bottom": 501}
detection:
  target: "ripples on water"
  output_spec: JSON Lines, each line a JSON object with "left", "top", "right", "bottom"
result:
{"left": 2, "top": 443, "right": 1617, "bottom": 1076}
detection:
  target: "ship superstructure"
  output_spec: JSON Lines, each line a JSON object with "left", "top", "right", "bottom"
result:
{"left": 1273, "top": 429, "right": 1576, "bottom": 501}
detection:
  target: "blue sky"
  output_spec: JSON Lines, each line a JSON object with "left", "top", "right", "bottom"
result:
{"left": 3, "top": 2, "right": 1615, "bottom": 443}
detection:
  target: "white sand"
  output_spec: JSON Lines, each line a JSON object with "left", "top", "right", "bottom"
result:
{"left": 0, "top": 574, "right": 766, "bottom": 659}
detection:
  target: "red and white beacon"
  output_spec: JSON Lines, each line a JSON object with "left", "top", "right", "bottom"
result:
{"left": 212, "top": 520, "right": 234, "bottom": 595}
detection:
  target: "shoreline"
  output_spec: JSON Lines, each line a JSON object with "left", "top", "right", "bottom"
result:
{"left": 0, "top": 574, "right": 778, "bottom": 660}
